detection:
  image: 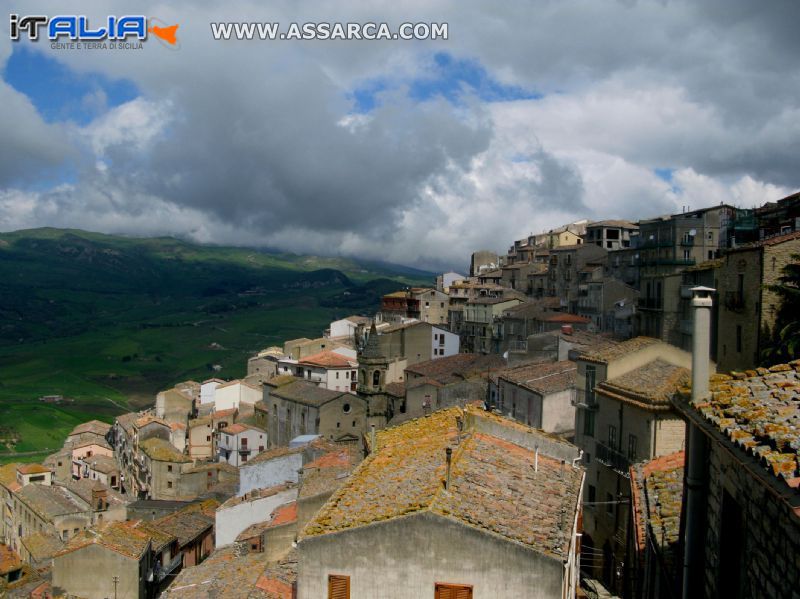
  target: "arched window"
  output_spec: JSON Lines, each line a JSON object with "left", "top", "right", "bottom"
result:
{"left": 373, "top": 370, "right": 381, "bottom": 387}
{"left": 359, "top": 370, "right": 366, "bottom": 385}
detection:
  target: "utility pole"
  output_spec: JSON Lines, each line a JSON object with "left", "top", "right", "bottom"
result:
{"left": 112, "top": 575, "right": 119, "bottom": 599}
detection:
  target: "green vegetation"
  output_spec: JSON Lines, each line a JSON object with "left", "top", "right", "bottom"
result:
{"left": 763, "top": 253, "right": 800, "bottom": 365}
{"left": 0, "top": 228, "right": 431, "bottom": 460}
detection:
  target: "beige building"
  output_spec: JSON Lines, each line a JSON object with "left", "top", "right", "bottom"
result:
{"left": 297, "top": 406, "right": 584, "bottom": 599}
{"left": 462, "top": 296, "right": 524, "bottom": 353}
{"left": 187, "top": 416, "right": 215, "bottom": 460}
{"left": 585, "top": 220, "right": 639, "bottom": 251}
{"left": 572, "top": 337, "right": 695, "bottom": 593}
{"left": 283, "top": 336, "right": 348, "bottom": 360}
{"left": 715, "top": 231, "right": 800, "bottom": 372}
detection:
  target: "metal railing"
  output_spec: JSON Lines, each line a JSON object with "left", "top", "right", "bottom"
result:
{"left": 595, "top": 441, "right": 631, "bottom": 476}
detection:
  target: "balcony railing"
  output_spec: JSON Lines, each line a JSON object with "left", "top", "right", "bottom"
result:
{"left": 571, "top": 389, "right": 599, "bottom": 410}
{"left": 154, "top": 554, "right": 183, "bottom": 582}
{"left": 724, "top": 291, "right": 745, "bottom": 312}
{"left": 595, "top": 441, "right": 631, "bottom": 477}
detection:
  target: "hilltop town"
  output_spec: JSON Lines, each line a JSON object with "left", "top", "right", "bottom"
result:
{"left": 2, "top": 192, "right": 800, "bottom": 598}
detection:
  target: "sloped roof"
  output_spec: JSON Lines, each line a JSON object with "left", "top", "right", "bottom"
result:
{"left": 57, "top": 521, "right": 155, "bottom": 560}
{"left": 268, "top": 380, "right": 347, "bottom": 408}
{"left": 140, "top": 438, "right": 191, "bottom": 463}
{"left": 69, "top": 420, "right": 111, "bottom": 437}
{"left": 598, "top": 359, "right": 690, "bottom": 410}
{"left": 404, "top": 353, "right": 505, "bottom": 385}
{"left": 298, "top": 350, "right": 355, "bottom": 369}
{"left": 302, "top": 407, "right": 583, "bottom": 559}
{"left": 17, "top": 484, "right": 88, "bottom": 520}
{"left": 498, "top": 361, "right": 577, "bottom": 395}
{"left": 17, "top": 464, "right": 50, "bottom": 475}
{"left": 20, "top": 531, "right": 65, "bottom": 561}
{"left": 578, "top": 336, "right": 661, "bottom": 364}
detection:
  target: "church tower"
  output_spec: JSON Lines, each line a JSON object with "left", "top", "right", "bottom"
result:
{"left": 357, "top": 323, "right": 393, "bottom": 428}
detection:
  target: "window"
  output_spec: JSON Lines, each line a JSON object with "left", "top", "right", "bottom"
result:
{"left": 242, "top": 454, "right": 248, "bottom": 462}
{"left": 372, "top": 370, "right": 380, "bottom": 387}
{"left": 241, "top": 437, "right": 248, "bottom": 447}
{"left": 606, "top": 493, "right": 614, "bottom": 516}
{"left": 588, "top": 484, "right": 596, "bottom": 504}
{"left": 627, "top": 434, "right": 638, "bottom": 461}
{"left": 583, "top": 411, "right": 595, "bottom": 437}
{"left": 328, "top": 574, "right": 350, "bottom": 599}
{"left": 585, "top": 365, "right": 597, "bottom": 405}
{"left": 352, "top": 420, "right": 356, "bottom": 427}
{"left": 736, "top": 325, "right": 742, "bottom": 353}
{"left": 167, "top": 481, "right": 173, "bottom": 489}
{"left": 336, "top": 372, "right": 339, "bottom": 379}
{"left": 608, "top": 425, "right": 617, "bottom": 449}
{"left": 167, "top": 465, "right": 173, "bottom": 473}
{"left": 206, "top": 436, "right": 211, "bottom": 442}
{"left": 343, "top": 403, "right": 351, "bottom": 414}
{"left": 435, "top": 583, "right": 473, "bottom": 599}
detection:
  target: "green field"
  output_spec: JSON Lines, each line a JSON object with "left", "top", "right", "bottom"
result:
{"left": 0, "top": 228, "right": 430, "bottom": 461}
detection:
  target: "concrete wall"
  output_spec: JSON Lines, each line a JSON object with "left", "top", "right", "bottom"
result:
{"left": 297, "top": 512, "right": 565, "bottom": 599}
{"left": 318, "top": 395, "right": 367, "bottom": 443}
{"left": 216, "top": 487, "right": 298, "bottom": 546}
{"left": 541, "top": 389, "right": 577, "bottom": 435}
{"left": 239, "top": 452, "right": 304, "bottom": 496}
{"left": 53, "top": 543, "right": 145, "bottom": 599}
{"left": 263, "top": 520, "right": 297, "bottom": 562}
{"left": 215, "top": 382, "right": 261, "bottom": 411}
{"left": 200, "top": 380, "right": 221, "bottom": 405}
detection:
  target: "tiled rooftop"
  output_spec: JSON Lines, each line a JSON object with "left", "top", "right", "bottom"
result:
{"left": 64, "top": 479, "right": 126, "bottom": 508}
{"left": 677, "top": 361, "right": 800, "bottom": 484}
{"left": 630, "top": 451, "right": 684, "bottom": 574}
{"left": 69, "top": 420, "right": 111, "bottom": 437}
{"left": 219, "top": 484, "right": 295, "bottom": 510}
{"left": 20, "top": 531, "right": 64, "bottom": 562}
{"left": 385, "top": 381, "right": 406, "bottom": 397}
{"left": 405, "top": 353, "right": 506, "bottom": 385}
{"left": 598, "top": 359, "right": 690, "bottom": 409}
{"left": 302, "top": 407, "right": 583, "bottom": 558}
{"left": 162, "top": 545, "right": 297, "bottom": 598}
{"left": 140, "top": 438, "right": 191, "bottom": 463}
{"left": 134, "top": 414, "right": 170, "bottom": 429}
{"left": 539, "top": 313, "right": 591, "bottom": 324}
{"left": 17, "top": 484, "right": 88, "bottom": 520}
{"left": 298, "top": 350, "right": 355, "bottom": 368}
{"left": 223, "top": 423, "right": 264, "bottom": 435}
{"left": 578, "top": 336, "right": 661, "bottom": 364}
{"left": 153, "top": 501, "right": 217, "bottom": 547}
{"left": 497, "top": 361, "right": 577, "bottom": 395}
{"left": 17, "top": 464, "right": 50, "bottom": 475}
{"left": 0, "top": 463, "right": 20, "bottom": 487}
{"left": 299, "top": 450, "right": 357, "bottom": 499}
{"left": 0, "top": 544, "right": 22, "bottom": 575}
{"left": 268, "top": 379, "right": 346, "bottom": 407}
{"left": 58, "top": 521, "right": 156, "bottom": 560}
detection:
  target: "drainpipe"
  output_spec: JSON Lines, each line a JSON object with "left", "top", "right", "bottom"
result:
{"left": 681, "top": 286, "right": 713, "bottom": 599}
{"left": 445, "top": 447, "right": 452, "bottom": 491}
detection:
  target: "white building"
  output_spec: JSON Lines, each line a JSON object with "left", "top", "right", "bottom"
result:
{"left": 277, "top": 348, "right": 358, "bottom": 393}
{"left": 213, "top": 380, "right": 262, "bottom": 411}
{"left": 327, "top": 315, "right": 372, "bottom": 341}
{"left": 217, "top": 423, "right": 267, "bottom": 467}
{"left": 215, "top": 484, "right": 298, "bottom": 546}
{"left": 200, "top": 378, "right": 226, "bottom": 406}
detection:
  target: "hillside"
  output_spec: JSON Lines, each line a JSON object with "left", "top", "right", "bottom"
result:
{"left": 0, "top": 228, "right": 432, "bottom": 462}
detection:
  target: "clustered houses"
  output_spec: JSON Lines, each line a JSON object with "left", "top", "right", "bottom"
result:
{"left": 4, "top": 193, "right": 800, "bottom": 599}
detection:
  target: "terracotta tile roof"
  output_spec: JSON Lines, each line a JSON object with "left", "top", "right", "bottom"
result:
{"left": 68, "top": 420, "right": 111, "bottom": 437}
{"left": 385, "top": 381, "right": 406, "bottom": 397}
{"left": 17, "top": 464, "right": 50, "bottom": 475}
{"left": 539, "top": 312, "right": 591, "bottom": 324}
{"left": 268, "top": 380, "right": 346, "bottom": 408}
{"left": 725, "top": 229, "right": 800, "bottom": 252}
{"left": 404, "top": 353, "right": 506, "bottom": 385}
{"left": 20, "top": 531, "right": 65, "bottom": 562}
{"left": 302, "top": 407, "right": 583, "bottom": 558}
{"left": 630, "top": 451, "right": 684, "bottom": 575}
{"left": 0, "top": 544, "right": 22, "bottom": 575}
{"left": 497, "top": 361, "right": 577, "bottom": 395}
{"left": 163, "top": 545, "right": 297, "bottom": 598}
{"left": 217, "top": 379, "right": 262, "bottom": 392}
{"left": 243, "top": 445, "right": 303, "bottom": 466}
{"left": 265, "top": 374, "right": 297, "bottom": 388}
{"left": 134, "top": 414, "right": 170, "bottom": 429}
{"left": 81, "top": 454, "right": 119, "bottom": 474}
{"left": 598, "top": 359, "right": 690, "bottom": 410}
{"left": 140, "top": 438, "right": 191, "bottom": 463}
{"left": 298, "top": 350, "right": 356, "bottom": 369}
{"left": 0, "top": 463, "right": 20, "bottom": 488}
{"left": 269, "top": 501, "right": 297, "bottom": 527}
{"left": 219, "top": 483, "right": 295, "bottom": 510}
{"left": 675, "top": 361, "right": 800, "bottom": 484}
{"left": 213, "top": 408, "right": 238, "bottom": 419}
{"left": 17, "top": 484, "right": 88, "bottom": 520}
{"left": 116, "top": 412, "right": 141, "bottom": 433}
{"left": 170, "top": 422, "right": 187, "bottom": 430}
{"left": 57, "top": 521, "right": 157, "bottom": 560}
{"left": 222, "top": 423, "right": 264, "bottom": 435}
{"left": 587, "top": 219, "right": 638, "bottom": 228}
{"left": 64, "top": 479, "right": 125, "bottom": 508}
{"left": 153, "top": 504, "right": 216, "bottom": 548}
{"left": 71, "top": 438, "right": 112, "bottom": 451}
{"left": 299, "top": 450, "right": 358, "bottom": 499}
{"left": 578, "top": 336, "right": 661, "bottom": 364}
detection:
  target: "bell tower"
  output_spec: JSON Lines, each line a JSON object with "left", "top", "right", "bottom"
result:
{"left": 357, "top": 323, "right": 392, "bottom": 427}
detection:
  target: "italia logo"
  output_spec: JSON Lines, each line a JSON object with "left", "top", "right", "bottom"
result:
{"left": 9, "top": 14, "right": 179, "bottom": 47}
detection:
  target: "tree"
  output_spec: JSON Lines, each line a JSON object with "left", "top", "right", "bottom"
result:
{"left": 762, "top": 253, "right": 800, "bottom": 365}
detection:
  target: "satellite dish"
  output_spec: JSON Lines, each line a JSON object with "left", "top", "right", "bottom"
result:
{"left": 689, "top": 229, "right": 697, "bottom": 236}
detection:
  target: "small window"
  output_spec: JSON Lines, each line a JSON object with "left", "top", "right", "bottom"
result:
{"left": 343, "top": 403, "right": 351, "bottom": 414}
{"left": 167, "top": 481, "right": 173, "bottom": 489}
{"left": 167, "top": 465, "right": 173, "bottom": 473}
{"left": 608, "top": 425, "right": 617, "bottom": 448}
{"left": 606, "top": 493, "right": 614, "bottom": 516}
{"left": 627, "top": 434, "right": 638, "bottom": 461}
{"left": 207, "top": 435, "right": 211, "bottom": 442}
{"left": 328, "top": 574, "right": 350, "bottom": 599}
{"left": 435, "top": 583, "right": 473, "bottom": 599}
{"left": 352, "top": 420, "right": 356, "bottom": 427}
{"left": 588, "top": 484, "right": 596, "bottom": 504}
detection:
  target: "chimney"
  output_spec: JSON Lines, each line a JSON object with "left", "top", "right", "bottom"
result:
{"left": 369, "top": 424, "right": 376, "bottom": 453}
{"left": 690, "top": 286, "right": 714, "bottom": 404}
{"left": 445, "top": 447, "right": 452, "bottom": 491}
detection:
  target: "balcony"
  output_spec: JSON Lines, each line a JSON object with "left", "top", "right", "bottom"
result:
{"left": 637, "top": 297, "right": 663, "bottom": 310}
{"left": 724, "top": 291, "right": 745, "bottom": 312}
{"left": 595, "top": 441, "right": 631, "bottom": 477}
{"left": 154, "top": 554, "right": 183, "bottom": 582}
{"left": 572, "top": 389, "right": 599, "bottom": 410}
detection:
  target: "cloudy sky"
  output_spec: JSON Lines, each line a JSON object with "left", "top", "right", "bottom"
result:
{"left": 1, "top": 1, "right": 798, "bottom": 271}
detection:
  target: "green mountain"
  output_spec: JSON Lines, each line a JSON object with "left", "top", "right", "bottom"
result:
{"left": 0, "top": 227, "right": 431, "bottom": 462}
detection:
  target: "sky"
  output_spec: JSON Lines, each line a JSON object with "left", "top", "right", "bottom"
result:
{"left": 1, "top": 1, "right": 799, "bottom": 272}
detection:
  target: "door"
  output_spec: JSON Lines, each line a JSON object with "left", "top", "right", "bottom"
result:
{"left": 435, "top": 583, "right": 473, "bottom": 599}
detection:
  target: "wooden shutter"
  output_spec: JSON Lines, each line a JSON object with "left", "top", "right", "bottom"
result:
{"left": 328, "top": 574, "right": 350, "bottom": 599}
{"left": 435, "top": 583, "right": 473, "bottom": 599}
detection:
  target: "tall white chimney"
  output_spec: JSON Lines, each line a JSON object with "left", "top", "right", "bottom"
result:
{"left": 690, "top": 286, "right": 714, "bottom": 404}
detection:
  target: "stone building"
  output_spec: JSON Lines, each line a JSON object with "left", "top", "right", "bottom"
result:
{"left": 715, "top": 231, "right": 800, "bottom": 372}
{"left": 493, "top": 360, "right": 577, "bottom": 434}
{"left": 572, "top": 337, "right": 695, "bottom": 592}
{"left": 673, "top": 362, "right": 800, "bottom": 598}
{"left": 380, "top": 288, "right": 450, "bottom": 325}
{"left": 277, "top": 348, "right": 358, "bottom": 393}
{"left": 217, "top": 423, "right": 267, "bottom": 467}
{"left": 462, "top": 296, "right": 524, "bottom": 354}
{"left": 265, "top": 376, "right": 367, "bottom": 447}
{"left": 297, "top": 406, "right": 584, "bottom": 599}
{"left": 585, "top": 220, "right": 639, "bottom": 251}
{"left": 628, "top": 451, "right": 684, "bottom": 599}
{"left": 548, "top": 243, "right": 608, "bottom": 311}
